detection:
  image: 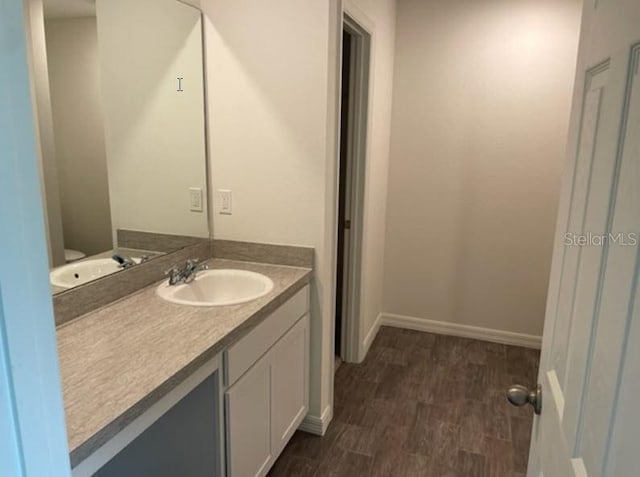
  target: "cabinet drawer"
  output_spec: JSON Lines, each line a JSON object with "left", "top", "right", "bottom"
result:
{"left": 224, "top": 285, "right": 309, "bottom": 386}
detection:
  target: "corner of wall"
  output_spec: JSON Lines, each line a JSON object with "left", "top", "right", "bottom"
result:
{"left": 360, "top": 312, "right": 383, "bottom": 361}
{"left": 298, "top": 404, "right": 333, "bottom": 436}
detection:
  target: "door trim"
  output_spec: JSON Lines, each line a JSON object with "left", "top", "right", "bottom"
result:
{"left": 0, "top": 0, "right": 71, "bottom": 475}
{"left": 338, "top": 10, "right": 372, "bottom": 364}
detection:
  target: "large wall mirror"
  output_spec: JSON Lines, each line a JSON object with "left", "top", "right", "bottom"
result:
{"left": 36, "top": 0, "right": 209, "bottom": 294}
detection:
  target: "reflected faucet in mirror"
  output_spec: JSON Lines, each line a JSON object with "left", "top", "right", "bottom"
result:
{"left": 34, "top": 0, "right": 210, "bottom": 295}
{"left": 112, "top": 254, "right": 150, "bottom": 269}
{"left": 112, "top": 254, "right": 136, "bottom": 269}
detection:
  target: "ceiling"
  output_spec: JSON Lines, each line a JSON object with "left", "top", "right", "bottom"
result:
{"left": 43, "top": 0, "right": 96, "bottom": 19}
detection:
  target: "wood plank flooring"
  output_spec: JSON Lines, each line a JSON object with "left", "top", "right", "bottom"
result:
{"left": 269, "top": 326, "right": 540, "bottom": 477}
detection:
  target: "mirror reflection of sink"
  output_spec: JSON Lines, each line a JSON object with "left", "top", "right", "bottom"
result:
{"left": 156, "top": 269, "right": 274, "bottom": 307}
{"left": 50, "top": 258, "right": 140, "bottom": 289}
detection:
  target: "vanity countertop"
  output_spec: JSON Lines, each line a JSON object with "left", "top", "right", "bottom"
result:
{"left": 56, "top": 258, "right": 312, "bottom": 467}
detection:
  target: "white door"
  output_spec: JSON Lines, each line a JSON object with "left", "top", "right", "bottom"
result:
{"left": 271, "top": 315, "right": 310, "bottom": 456}
{"left": 225, "top": 357, "right": 272, "bottom": 477}
{"left": 526, "top": 0, "right": 640, "bottom": 475}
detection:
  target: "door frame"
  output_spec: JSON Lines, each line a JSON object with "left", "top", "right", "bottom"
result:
{"left": 0, "top": 0, "right": 71, "bottom": 475}
{"left": 336, "top": 9, "right": 372, "bottom": 364}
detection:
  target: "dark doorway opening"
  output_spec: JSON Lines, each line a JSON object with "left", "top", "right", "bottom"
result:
{"left": 335, "top": 28, "right": 353, "bottom": 360}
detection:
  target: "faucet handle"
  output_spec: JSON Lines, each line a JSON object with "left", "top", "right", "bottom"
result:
{"left": 191, "top": 259, "right": 209, "bottom": 272}
{"left": 186, "top": 258, "right": 199, "bottom": 268}
{"left": 113, "top": 254, "right": 136, "bottom": 269}
{"left": 165, "top": 266, "right": 184, "bottom": 286}
{"left": 164, "top": 266, "right": 180, "bottom": 276}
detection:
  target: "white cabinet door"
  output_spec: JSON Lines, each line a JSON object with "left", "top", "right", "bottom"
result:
{"left": 527, "top": 0, "right": 640, "bottom": 475}
{"left": 271, "top": 314, "right": 309, "bottom": 456}
{"left": 225, "top": 357, "right": 272, "bottom": 477}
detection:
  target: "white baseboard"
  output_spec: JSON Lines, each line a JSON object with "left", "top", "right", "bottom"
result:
{"left": 298, "top": 404, "right": 332, "bottom": 436}
{"left": 380, "top": 313, "right": 542, "bottom": 349}
{"left": 361, "top": 313, "right": 383, "bottom": 360}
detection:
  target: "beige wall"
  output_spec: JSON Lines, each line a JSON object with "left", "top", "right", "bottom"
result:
{"left": 46, "top": 17, "right": 113, "bottom": 256}
{"left": 383, "top": 0, "right": 582, "bottom": 337}
{"left": 96, "top": 0, "right": 209, "bottom": 240}
{"left": 202, "top": 0, "right": 396, "bottom": 423}
{"left": 202, "top": 0, "right": 335, "bottom": 423}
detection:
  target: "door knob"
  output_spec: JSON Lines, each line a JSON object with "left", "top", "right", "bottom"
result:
{"left": 506, "top": 384, "right": 542, "bottom": 415}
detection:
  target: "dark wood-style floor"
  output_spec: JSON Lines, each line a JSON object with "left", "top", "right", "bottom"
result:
{"left": 269, "top": 326, "right": 540, "bottom": 477}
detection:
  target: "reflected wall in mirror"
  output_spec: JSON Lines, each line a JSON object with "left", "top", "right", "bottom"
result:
{"left": 35, "top": 0, "right": 209, "bottom": 294}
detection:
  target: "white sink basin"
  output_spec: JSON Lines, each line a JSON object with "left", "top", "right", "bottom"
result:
{"left": 156, "top": 269, "right": 274, "bottom": 307}
{"left": 50, "top": 257, "right": 140, "bottom": 289}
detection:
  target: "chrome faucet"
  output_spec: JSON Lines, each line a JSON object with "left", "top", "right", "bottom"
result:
{"left": 113, "top": 254, "right": 136, "bottom": 269}
{"left": 165, "top": 259, "right": 209, "bottom": 286}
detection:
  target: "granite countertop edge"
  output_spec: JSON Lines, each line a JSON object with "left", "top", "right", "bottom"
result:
{"left": 65, "top": 261, "right": 312, "bottom": 468}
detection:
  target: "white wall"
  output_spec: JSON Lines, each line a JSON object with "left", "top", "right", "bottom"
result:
{"left": 96, "top": 0, "right": 209, "bottom": 240}
{"left": 45, "top": 17, "right": 113, "bottom": 256}
{"left": 383, "top": 0, "right": 582, "bottom": 337}
{"left": 202, "top": 0, "right": 396, "bottom": 424}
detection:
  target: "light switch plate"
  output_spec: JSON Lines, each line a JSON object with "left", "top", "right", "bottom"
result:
{"left": 219, "top": 189, "right": 232, "bottom": 215}
{"left": 189, "top": 187, "right": 203, "bottom": 212}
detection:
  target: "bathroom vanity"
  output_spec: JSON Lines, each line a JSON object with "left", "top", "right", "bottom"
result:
{"left": 32, "top": 0, "right": 315, "bottom": 473}
{"left": 58, "top": 258, "right": 311, "bottom": 477}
